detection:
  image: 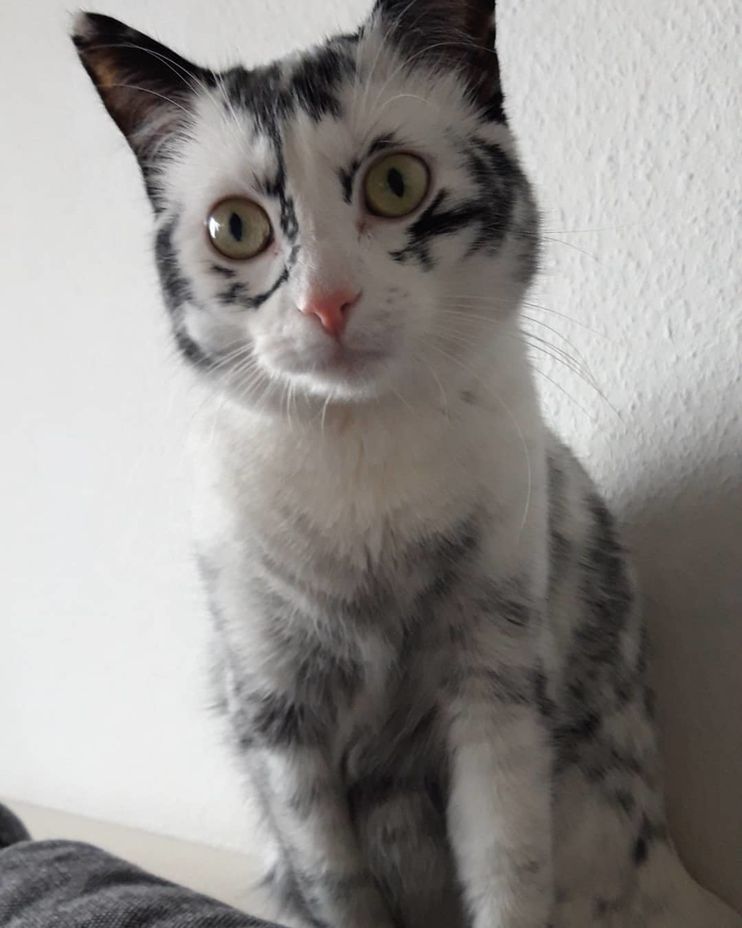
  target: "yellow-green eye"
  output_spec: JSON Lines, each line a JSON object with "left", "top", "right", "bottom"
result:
{"left": 206, "top": 197, "right": 272, "bottom": 260}
{"left": 364, "top": 152, "right": 430, "bottom": 218}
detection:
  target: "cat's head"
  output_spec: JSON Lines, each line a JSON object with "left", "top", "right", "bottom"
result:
{"left": 72, "top": 0, "right": 537, "bottom": 411}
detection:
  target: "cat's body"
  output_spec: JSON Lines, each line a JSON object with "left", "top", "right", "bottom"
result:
{"left": 73, "top": 2, "right": 741, "bottom": 926}
{"left": 196, "top": 395, "right": 736, "bottom": 928}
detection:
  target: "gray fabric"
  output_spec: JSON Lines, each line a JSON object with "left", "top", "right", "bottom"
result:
{"left": 0, "top": 839, "right": 284, "bottom": 927}
{"left": 0, "top": 808, "right": 29, "bottom": 851}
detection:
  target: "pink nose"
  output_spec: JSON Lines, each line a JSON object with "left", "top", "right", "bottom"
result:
{"left": 299, "top": 288, "right": 360, "bottom": 338}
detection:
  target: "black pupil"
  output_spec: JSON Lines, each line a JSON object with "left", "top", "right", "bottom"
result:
{"left": 229, "top": 212, "right": 244, "bottom": 241}
{"left": 387, "top": 167, "right": 406, "bottom": 198}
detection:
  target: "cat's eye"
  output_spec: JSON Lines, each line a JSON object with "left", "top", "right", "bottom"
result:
{"left": 363, "top": 152, "right": 430, "bottom": 219}
{"left": 206, "top": 197, "right": 272, "bottom": 260}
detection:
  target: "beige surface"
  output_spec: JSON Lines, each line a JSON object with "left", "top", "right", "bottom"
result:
{"left": 4, "top": 799, "right": 270, "bottom": 916}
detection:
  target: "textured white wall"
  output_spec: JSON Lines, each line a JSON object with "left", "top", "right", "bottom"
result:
{"left": 1, "top": 0, "right": 739, "bottom": 910}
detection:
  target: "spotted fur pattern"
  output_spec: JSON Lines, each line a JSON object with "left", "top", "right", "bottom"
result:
{"left": 73, "top": 2, "right": 741, "bottom": 926}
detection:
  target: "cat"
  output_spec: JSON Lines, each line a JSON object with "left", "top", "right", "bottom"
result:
{"left": 72, "top": 2, "right": 741, "bottom": 927}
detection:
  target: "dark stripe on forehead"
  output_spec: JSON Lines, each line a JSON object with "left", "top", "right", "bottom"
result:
{"left": 257, "top": 147, "right": 299, "bottom": 243}
{"left": 249, "top": 160, "right": 299, "bottom": 254}
{"left": 269, "top": 173, "right": 299, "bottom": 241}
{"left": 290, "top": 45, "right": 353, "bottom": 121}
{"left": 221, "top": 63, "right": 287, "bottom": 136}
{"left": 223, "top": 38, "right": 354, "bottom": 129}
{"left": 221, "top": 41, "right": 356, "bottom": 233}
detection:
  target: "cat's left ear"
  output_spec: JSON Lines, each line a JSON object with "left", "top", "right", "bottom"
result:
{"left": 72, "top": 13, "right": 212, "bottom": 196}
{"left": 372, "top": 0, "right": 504, "bottom": 121}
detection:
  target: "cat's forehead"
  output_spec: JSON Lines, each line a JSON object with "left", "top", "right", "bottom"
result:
{"left": 220, "top": 35, "right": 360, "bottom": 131}
{"left": 175, "top": 28, "right": 478, "bottom": 206}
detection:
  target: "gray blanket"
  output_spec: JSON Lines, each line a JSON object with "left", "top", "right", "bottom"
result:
{"left": 0, "top": 805, "right": 283, "bottom": 927}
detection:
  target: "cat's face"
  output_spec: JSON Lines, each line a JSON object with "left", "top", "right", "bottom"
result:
{"left": 73, "top": 0, "right": 537, "bottom": 410}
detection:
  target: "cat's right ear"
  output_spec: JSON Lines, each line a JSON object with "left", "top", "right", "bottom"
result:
{"left": 71, "top": 13, "right": 211, "bottom": 185}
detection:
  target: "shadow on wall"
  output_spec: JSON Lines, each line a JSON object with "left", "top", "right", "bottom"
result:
{"left": 624, "top": 466, "right": 742, "bottom": 912}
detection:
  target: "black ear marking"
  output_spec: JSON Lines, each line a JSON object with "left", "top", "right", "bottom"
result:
{"left": 462, "top": 0, "right": 498, "bottom": 46}
{"left": 373, "top": 0, "right": 498, "bottom": 51}
{"left": 71, "top": 12, "right": 214, "bottom": 166}
{"left": 372, "top": 0, "right": 504, "bottom": 121}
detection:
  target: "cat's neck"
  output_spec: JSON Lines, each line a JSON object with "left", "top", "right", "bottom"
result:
{"left": 194, "top": 352, "right": 545, "bottom": 553}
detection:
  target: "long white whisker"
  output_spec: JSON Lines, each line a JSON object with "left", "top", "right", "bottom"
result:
{"left": 103, "top": 84, "right": 190, "bottom": 115}
{"left": 427, "top": 341, "right": 533, "bottom": 538}
{"left": 436, "top": 308, "right": 596, "bottom": 377}
{"left": 440, "top": 310, "right": 601, "bottom": 391}
{"left": 431, "top": 316, "right": 618, "bottom": 417}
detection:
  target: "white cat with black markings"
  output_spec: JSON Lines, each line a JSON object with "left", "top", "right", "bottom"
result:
{"left": 73, "top": 2, "right": 741, "bottom": 926}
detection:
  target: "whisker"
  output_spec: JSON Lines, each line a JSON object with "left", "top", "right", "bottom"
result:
{"left": 530, "top": 366, "right": 598, "bottom": 424}
{"left": 541, "top": 234, "right": 600, "bottom": 262}
{"left": 427, "top": 341, "right": 533, "bottom": 537}
{"left": 103, "top": 83, "right": 190, "bottom": 115}
{"left": 416, "top": 352, "right": 450, "bottom": 419}
{"left": 428, "top": 321, "right": 619, "bottom": 420}
{"left": 320, "top": 394, "right": 331, "bottom": 435}
{"left": 436, "top": 309, "right": 600, "bottom": 388}
{"left": 442, "top": 292, "right": 609, "bottom": 339}
{"left": 392, "top": 387, "right": 415, "bottom": 415}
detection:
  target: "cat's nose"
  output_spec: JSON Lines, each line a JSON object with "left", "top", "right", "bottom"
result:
{"left": 299, "top": 288, "right": 361, "bottom": 338}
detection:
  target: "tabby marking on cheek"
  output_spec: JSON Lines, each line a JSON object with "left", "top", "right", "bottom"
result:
{"left": 390, "top": 139, "right": 524, "bottom": 269}
{"left": 154, "top": 219, "right": 212, "bottom": 367}
{"left": 391, "top": 189, "right": 486, "bottom": 269}
{"left": 210, "top": 263, "right": 237, "bottom": 279}
{"left": 223, "top": 266, "right": 291, "bottom": 311}
{"left": 154, "top": 219, "right": 191, "bottom": 309}
{"left": 217, "top": 281, "right": 250, "bottom": 307}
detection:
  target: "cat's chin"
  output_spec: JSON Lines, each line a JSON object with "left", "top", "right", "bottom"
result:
{"left": 257, "top": 341, "right": 399, "bottom": 403}
{"left": 292, "top": 359, "right": 394, "bottom": 404}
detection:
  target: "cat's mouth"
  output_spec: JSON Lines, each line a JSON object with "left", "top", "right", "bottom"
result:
{"left": 299, "top": 342, "right": 393, "bottom": 391}
{"left": 259, "top": 331, "right": 389, "bottom": 373}
{"left": 320, "top": 343, "right": 388, "bottom": 372}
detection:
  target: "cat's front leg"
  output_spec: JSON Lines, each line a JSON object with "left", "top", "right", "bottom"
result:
{"left": 244, "top": 715, "right": 394, "bottom": 928}
{"left": 444, "top": 641, "right": 554, "bottom": 928}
